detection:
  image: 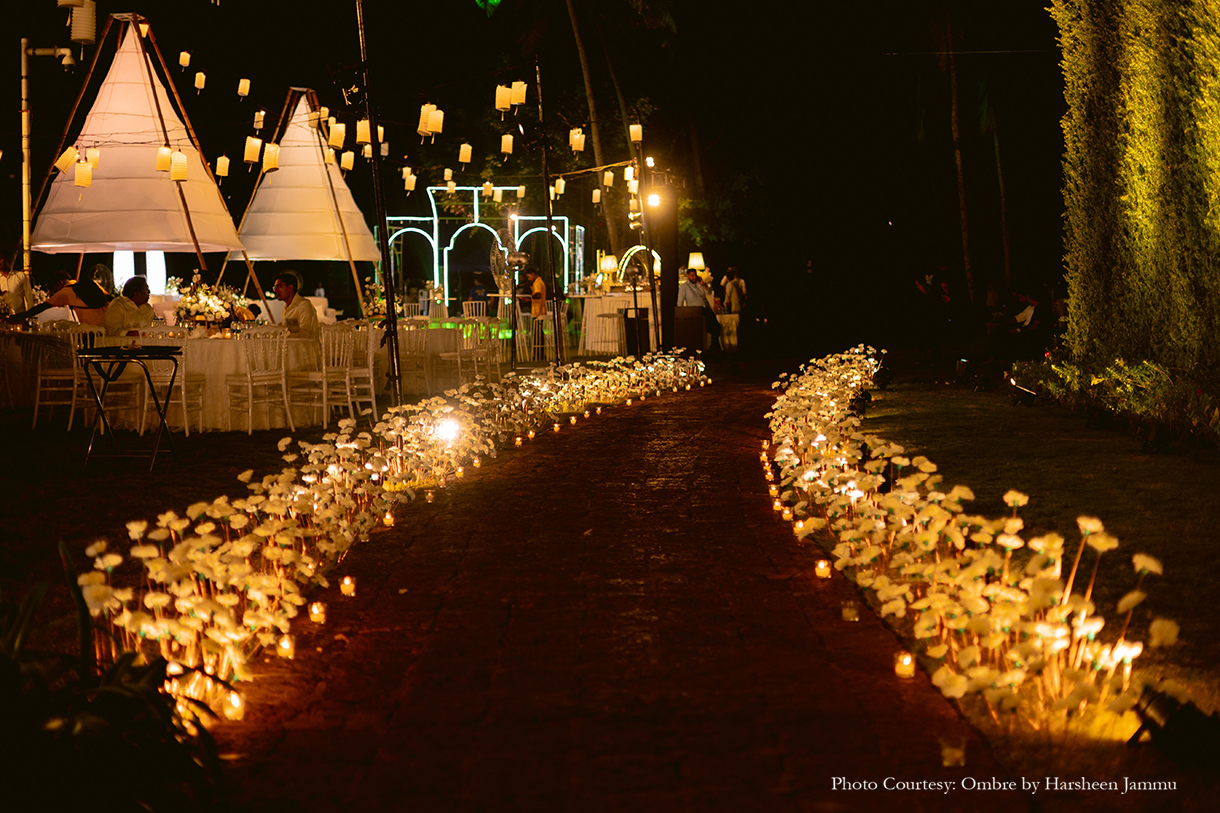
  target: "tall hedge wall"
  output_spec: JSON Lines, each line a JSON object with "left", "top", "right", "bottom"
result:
{"left": 1051, "top": 0, "right": 1220, "bottom": 390}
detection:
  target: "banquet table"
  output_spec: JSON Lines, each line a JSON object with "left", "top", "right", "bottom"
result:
{"left": 576, "top": 294, "right": 658, "bottom": 355}
{"left": 370, "top": 324, "right": 460, "bottom": 396}
{"left": 0, "top": 330, "right": 72, "bottom": 407}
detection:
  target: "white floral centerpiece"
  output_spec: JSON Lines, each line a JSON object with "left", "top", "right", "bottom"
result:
{"left": 171, "top": 273, "right": 249, "bottom": 325}
{"left": 361, "top": 276, "right": 388, "bottom": 319}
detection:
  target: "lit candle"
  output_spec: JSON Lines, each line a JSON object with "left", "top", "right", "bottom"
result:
{"left": 762, "top": 440, "right": 770, "bottom": 450}
{"left": 760, "top": 452, "right": 769, "bottom": 462}
{"left": 383, "top": 511, "right": 394, "bottom": 526}
{"left": 583, "top": 410, "right": 590, "bottom": 419}
{"left": 768, "top": 484, "right": 779, "bottom": 497}
{"left": 841, "top": 601, "right": 859, "bottom": 622}
{"left": 685, "top": 384, "right": 691, "bottom": 390}
{"left": 765, "top": 471, "right": 774, "bottom": 482}
{"left": 569, "top": 415, "right": 577, "bottom": 425}
{"left": 223, "top": 690, "right": 245, "bottom": 721}
{"left": 473, "top": 457, "right": 481, "bottom": 468}
{"left": 794, "top": 521, "right": 805, "bottom": 535}
{"left": 456, "top": 466, "right": 464, "bottom": 478}
{"left": 426, "top": 490, "right": 435, "bottom": 503}
{"left": 553, "top": 423, "right": 561, "bottom": 433}
{"left": 626, "top": 398, "right": 633, "bottom": 406}
{"left": 309, "top": 601, "right": 327, "bottom": 624}
{"left": 894, "top": 651, "right": 916, "bottom": 678}
{"left": 814, "top": 560, "right": 831, "bottom": 579}
{"left": 772, "top": 499, "right": 782, "bottom": 512}
{"left": 341, "top": 576, "right": 356, "bottom": 596}
{"left": 596, "top": 407, "right": 602, "bottom": 415}
{"left": 515, "top": 437, "right": 523, "bottom": 447}
{"left": 782, "top": 507, "right": 793, "bottom": 521}
{"left": 277, "top": 634, "right": 296, "bottom": 659}
{"left": 528, "top": 430, "right": 536, "bottom": 440}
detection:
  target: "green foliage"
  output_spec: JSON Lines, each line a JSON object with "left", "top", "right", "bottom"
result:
{"left": 1, "top": 544, "right": 219, "bottom": 811}
{"left": 1051, "top": 0, "right": 1220, "bottom": 400}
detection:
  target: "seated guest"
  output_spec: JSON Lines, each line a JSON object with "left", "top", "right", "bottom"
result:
{"left": 5, "top": 269, "right": 107, "bottom": 326}
{"left": 273, "top": 270, "right": 318, "bottom": 339}
{"left": 104, "top": 276, "right": 155, "bottom": 336}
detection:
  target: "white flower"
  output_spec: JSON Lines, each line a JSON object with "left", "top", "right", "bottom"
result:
{"left": 237, "top": 469, "right": 254, "bottom": 483}
{"left": 1117, "top": 590, "right": 1146, "bottom": 614}
{"left": 1003, "top": 490, "right": 1029, "bottom": 507}
{"left": 85, "top": 540, "right": 107, "bottom": 557}
{"left": 278, "top": 436, "right": 294, "bottom": 452}
{"left": 1086, "top": 532, "right": 1119, "bottom": 553}
{"left": 1076, "top": 516, "right": 1104, "bottom": 535}
{"left": 1132, "top": 553, "right": 1163, "bottom": 575}
{"left": 126, "top": 520, "right": 148, "bottom": 540}
{"left": 1149, "top": 618, "right": 1179, "bottom": 647}
{"left": 130, "top": 544, "right": 159, "bottom": 559}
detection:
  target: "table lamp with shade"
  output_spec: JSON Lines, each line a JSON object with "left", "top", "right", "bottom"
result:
{"left": 688, "top": 252, "right": 706, "bottom": 271}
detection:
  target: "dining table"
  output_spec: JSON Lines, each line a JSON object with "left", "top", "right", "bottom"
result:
{"left": 576, "top": 293, "right": 658, "bottom": 355}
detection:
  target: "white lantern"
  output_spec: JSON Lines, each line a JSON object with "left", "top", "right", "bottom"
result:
{"left": 340, "top": 150, "right": 354, "bottom": 171}
{"left": 573, "top": 132, "right": 585, "bottom": 152}
{"left": 555, "top": 177, "right": 566, "bottom": 195}
{"left": 495, "top": 84, "right": 511, "bottom": 116}
{"left": 178, "top": 51, "right": 190, "bottom": 68}
{"left": 325, "top": 148, "right": 335, "bottom": 165}
{"left": 362, "top": 144, "right": 372, "bottom": 158}
{"left": 356, "top": 118, "right": 371, "bottom": 144}
{"left": 511, "top": 80, "right": 527, "bottom": 105}
{"left": 482, "top": 181, "right": 494, "bottom": 197}
{"left": 170, "top": 150, "right": 188, "bottom": 181}
{"left": 493, "top": 187, "right": 503, "bottom": 202}
{"left": 603, "top": 170, "right": 614, "bottom": 187}
{"left": 459, "top": 143, "right": 472, "bottom": 165}
{"left": 405, "top": 174, "right": 417, "bottom": 192}
{"left": 71, "top": 1, "right": 96, "bottom": 45}
{"left": 253, "top": 110, "right": 265, "bottom": 130}
{"left": 628, "top": 178, "right": 639, "bottom": 194}
{"left": 328, "top": 122, "right": 346, "bottom": 149}
{"left": 446, "top": 180, "right": 456, "bottom": 194}
{"left": 629, "top": 123, "right": 643, "bottom": 143}
{"left": 549, "top": 185, "right": 556, "bottom": 200}
{"left": 155, "top": 145, "right": 172, "bottom": 172}
{"left": 401, "top": 166, "right": 413, "bottom": 180}
{"left": 243, "top": 136, "right": 262, "bottom": 165}
{"left": 74, "top": 160, "right": 92, "bottom": 188}
{"left": 377, "top": 125, "right": 384, "bottom": 142}
{"left": 428, "top": 108, "right": 444, "bottom": 136}
{"left": 501, "top": 134, "right": 513, "bottom": 154}
{"left": 86, "top": 147, "right": 100, "bottom": 167}
{"left": 216, "top": 154, "right": 230, "bottom": 177}
{"left": 592, "top": 188, "right": 601, "bottom": 203}
{"left": 54, "top": 146, "right": 79, "bottom": 173}
{"left": 417, "top": 104, "right": 436, "bottom": 138}
{"left": 443, "top": 168, "right": 453, "bottom": 181}
{"left": 237, "top": 78, "right": 250, "bottom": 98}
{"left": 380, "top": 142, "right": 389, "bottom": 157}
{"left": 319, "top": 106, "right": 329, "bottom": 121}
{"left": 517, "top": 185, "right": 525, "bottom": 198}
{"left": 194, "top": 71, "right": 206, "bottom": 92}
{"left": 262, "top": 143, "right": 279, "bottom": 173}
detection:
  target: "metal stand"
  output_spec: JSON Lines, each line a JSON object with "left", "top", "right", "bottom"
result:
{"left": 79, "top": 346, "right": 180, "bottom": 471}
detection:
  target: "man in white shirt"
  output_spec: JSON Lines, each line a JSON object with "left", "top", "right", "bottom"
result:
{"left": 104, "top": 276, "right": 156, "bottom": 336}
{"left": 677, "top": 268, "right": 711, "bottom": 309}
{"left": 274, "top": 271, "right": 318, "bottom": 340}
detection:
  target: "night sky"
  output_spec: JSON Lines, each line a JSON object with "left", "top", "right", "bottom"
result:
{"left": 4, "top": 1, "right": 1064, "bottom": 352}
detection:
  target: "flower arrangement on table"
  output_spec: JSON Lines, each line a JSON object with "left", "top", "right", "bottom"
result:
{"left": 169, "top": 274, "right": 250, "bottom": 325}
{"left": 361, "top": 275, "right": 388, "bottom": 319}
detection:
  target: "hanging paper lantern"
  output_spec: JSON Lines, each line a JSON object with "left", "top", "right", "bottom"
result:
{"left": 401, "top": 166, "right": 413, "bottom": 180}
{"left": 54, "top": 146, "right": 79, "bottom": 173}
{"left": 138, "top": 21, "right": 149, "bottom": 38}
{"left": 446, "top": 180, "right": 456, "bottom": 194}
{"left": 572, "top": 131, "right": 585, "bottom": 152}
{"left": 71, "top": 1, "right": 97, "bottom": 45}
{"left": 501, "top": 134, "right": 513, "bottom": 154}
{"left": 194, "top": 71, "right": 206, "bottom": 93}
{"left": 237, "top": 78, "right": 250, "bottom": 98}
{"left": 253, "top": 110, "right": 265, "bottom": 130}
{"left": 482, "top": 181, "right": 494, "bottom": 197}
{"left": 328, "top": 116, "right": 337, "bottom": 130}
{"left": 517, "top": 185, "right": 525, "bottom": 198}
{"left": 216, "top": 155, "right": 230, "bottom": 177}
{"left": 178, "top": 51, "right": 190, "bottom": 69}
{"left": 625, "top": 166, "right": 636, "bottom": 182}
{"left": 493, "top": 188, "right": 503, "bottom": 202}
{"left": 511, "top": 80, "right": 527, "bottom": 106}
{"left": 378, "top": 125, "right": 384, "bottom": 142}
{"left": 356, "top": 119, "right": 371, "bottom": 145}
{"left": 592, "top": 188, "right": 601, "bottom": 203}
{"left": 405, "top": 174, "right": 417, "bottom": 192}
{"left": 417, "top": 104, "right": 436, "bottom": 138}
{"left": 74, "top": 160, "right": 92, "bottom": 188}
{"left": 57, "top": 1, "right": 85, "bottom": 7}
{"left": 243, "top": 136, "right": 262, "bottom": 165}
{"left": 428, "top": 108, "right": 444, "bottom": 137}
{"left": 328, "top": 122, "right": 346, "bottom": 149}
{"left": 340, "top": 151, "right": 355, "bottom": 171}
{"left": 603, "top": 170, "right": 614, "bottom": 186}
{"left": 549, "top": 185, "right": 556, "bottom": 200}
{"left": 495, "top": 85, "right": 511, "bottom": 116}
{"left": 262, "top": 143, "right": 280, "bottom": 173}
{"left": 362, "top": 144, "right": 372, "bottom": 159}
{"left": 555, "top": 177, "right": 566, "bottom": 195}
{"left": 380, "top": 142, "right": 389, "bottom": 157}
{"left": 170, "top": 150, "right": 188, "bottom": 181}
{"left": 459, "top": 143, "right": 472, "bottom": 165}
{"left": 155, "top": 145, "right": 172, "bottom": 172}
{"left": 86, "top": 147, "right": 100, "bottom": 167}
{"left": 629, "top": 123, "right": 643, "bottom": 143}
{"left": 444, "top": 168, "right": 453, "bottom": 181}
{"left": 318, "top": 106, "right": 329, "bottom": 121}
{"left": 325, "top": 148, "right": 335, "bottom": 165}
{"left": 628, "top": 178, "right": 639, "bottom": 194}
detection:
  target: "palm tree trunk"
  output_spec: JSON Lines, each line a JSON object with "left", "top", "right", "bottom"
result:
{"left": 565, "top": 0, "right": 622, "bottom": 257}
{"left": 945, "top": 2, "right": 973, "bottom": 303}
{"left": 994, "top": 129, "right": 1011, "bottom": 291}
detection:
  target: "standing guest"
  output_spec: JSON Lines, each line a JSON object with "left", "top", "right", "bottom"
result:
{"left": 273, "top": 271, "right": 318, "bottom": 340}
{"left": 677, "top": 267, "right": 721, "bottom": 350}
{"left": 5, "top": 269, "right": 107, "bottom": 326}
{"left": 525, "top": 268, "right": 547, "bottom": 359}
{"left": 104, "top": 276, "right": 155, "bottom": 336}
{"left": 722, "top": 267, "right": 747, "bottom": 314}
{"left": 0, "top": 257, "right": 34, "bottom": 314}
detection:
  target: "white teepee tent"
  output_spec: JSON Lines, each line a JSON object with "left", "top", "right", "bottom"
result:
{"left": 234, "top": 93, "right": 378, "bottom": 263}
{"left": 32, "top": 24, "right": 243, "bottom": 256}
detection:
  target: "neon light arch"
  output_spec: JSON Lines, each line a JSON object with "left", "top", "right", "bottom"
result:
{"left": 442, "top": 221, "right": 502, "bottom": 299}
{"left": 515, "top": 225, "right": 570, "bottom": 289}
{"left": 619, "top": 245, "right": 661, "bottom": 278}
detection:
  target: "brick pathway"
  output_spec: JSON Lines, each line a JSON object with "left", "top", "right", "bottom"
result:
{"left": 215, "top": 368, "right": 1029, "bottom": 812}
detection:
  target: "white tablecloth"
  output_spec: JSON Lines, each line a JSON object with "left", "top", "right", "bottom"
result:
{"left": 371, "top": 326, "right": 459, "bottom": 396}
{"left": 577, "top": 295, "right": 658, "bottom": 355}
{"left": 718, "top": 313, "right": 740, "bottom": 352}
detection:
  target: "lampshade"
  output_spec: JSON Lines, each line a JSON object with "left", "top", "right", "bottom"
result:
{"left": 155, "top": 145, "right": 171, "bottom": 172}
{"left": 592, "top": 188, "right": 601, "bottom": 203}
{"left": 428, "top": 109, "right": 444, "bottom": 135}
{"left": 459, "top": 143, "right": 472, "bottom": 164}
{"left": 405, "top": 174, "right": 417, "bottom": 192}
{"left": 600, "top": 254, "right": 618, "bottom": 273}
{"left": 237, "top": 78, "right": 250, "bottom": 98}
{"left": 603, "top": 170, "right": 614, "bottom": 186}
{"left": 628, "top": 178, "right": 639, "bottom": 194}
{"left": 443, "top": 168, "right": 453, "bottom": 181}
{"left": 86, "top": 147, "right": 100, "bottom": 167}
{"left": 216, "top": 154, "right": 230, "bottom": 177}
{"left": 483, "top": 181, "right": 494, "bottom": 197}
{"left": 624, "top": 166, "right": 634, "bottom": 182}
{"left": 377, "top": 125, "right": 384, "bottom": 142}
{"left": 554, "top": 177, "right": 566, "bottom": 195}
{"left": 517, "top": 185, "right": 525, "bottom": 198}
{"left": 253, "top": 110, "right": 264, "bottom": 130}
{"left": 401, "top": 166, "right": 412, "bottom": 180}
{"left": 417, "top": 104, "right": 436, "bottom": 137}
{"left": 356, "top": 119, "right": 371, "bottom": 145}
{"left": 170, "top": 150, "right": 188, "bottom": 181}
{"left": 325, "top": 147, "right": 335, "bottom": 165}
{"left": 74, "top": 159, "right": 92, "bottom": 188}
{"left": 688, "top": 252, "right": 706, "bottom": 270}
{"left": 71, "top": 1, "right": 97, "bottom": 45}
{"left": 447, "top": 180, "right": 456, "bottom": 193}
{"left": 359, "top": 144, "right": 370, "bottom": 158}
{"left": 493, "top": 187, "right": 503, "bottom": 202}
{"left": 495, "top": 84, "right": 511, "bottom": 113}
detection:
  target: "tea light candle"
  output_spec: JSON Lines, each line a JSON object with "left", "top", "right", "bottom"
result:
{"left": 685, "top": 384, "right": 691, "bottom": 390}
{"left": 765, "top": 471, "right": 774, "bottom": 482}
{"left": 528, "top": 430, "right": 536, "bottom": 440}
{"left": 569, "top": 415, "right": 577, "bottom": 425}
{"left": 426, "top": 490, "right": 435, "bottom": 503}
{"left": 814, "top": 560, "right": 832, "bottom": 579}
{"left": 223, "top": 690, "right": 245, "bottom": 721}
{"left": 782, "top": 507, "right": 793, "bottom": 521}
{"left": 277, "top": 634, "right": 296, "bottom": 659}
{"left": 760, "top": 452, "right": 769, "bottom": 462}
{"left": 762, "top": 440, "right": 770, "bottom": 450}
{"left": 553, "top": 423, "right": 560, "bottom": 433}
{"left": 383, "top": 511, "right": 394, "bottom": 526}
{"left": 473, "top": 457, "right": 481, "bottom": 468}
{"left": 341, "top": 576, "right": 356, "bottom": 596}
{"left": 626, "top": 398, "right": 633, "bottom": 406}
{"left": 583, "top": 410, "right": 590, "bottom": 419}
{"left": 841, "top": 601, "right": 859, "bottom": 622}
{"left": 768, "top": 484, "right": 778, "bottom": 497}
{"left": 309, "top": 601, "right": 327, "bottom": 624}
{"left": 640, "top": 395, "right": 646, "bottom": 401}
{"left": 894, "top": 651, "right": 916, "bottom": 678}
{"left": 456, "top": 466, "right": 464, "bottom": 478}
{"left": 596, "top": 407, "right": 602, "bottom": 415}
{"left": 794, "top": 520, "right": 805, "bottom": 535}
{"left": 772, "top": 499, "right": 782, "bottom": 512}
{"left": 515, "top": 436, "right": 523, "bottom": 447}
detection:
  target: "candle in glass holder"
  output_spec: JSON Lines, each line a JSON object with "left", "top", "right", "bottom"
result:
{"left": 309, "top": 601, "right": 327, "bottom": 624}
{"left": 528, "top": 430, "right": 536, "bottom": 440}
{"left": 768, "top": 484, "right": 779, "bottom": 497}
{"left": 685, "top": 384, "right": 691, "bottom": 390}
{"left": 894, "top": 651, "right": 916, "bottom": 678}
{"left": 553, "top": 423, "right": 560, "bottom": 433}
{"left": 570, "top": 415, "right": 577, "bottom": 425}
{"left": 223, "top": 690, "right": 246, "bottom": 721}
{"left": 760, "top": 452, "right": 769, "bottom": 462}
{"left": 583, "top": 410, "right": 591, "bottom": 419}
{"left": 383, "top": 511, "right": 395, "bottom": 526}
{"left": 765, "top": 471, "right": 774, "bottom": 482}
{"left": 762, "top": 440, "right": 770, "bottom": 450}
{"left": 841, "top": 600, "right": 859, "bottom": 622}
{"left": 814, "top": 560, "right": 832, "bottom": 579}
{"left": 426, "top": 490, "right": 435, "bottom": 503}
{"left": 277, "top": 634, "right": 296, "bottom": 659}
{"left": 515, "top": 436, "right": 523, "bottom": 447}
{"left": 596, "top": 406, "right": 602, "bottom": 415}
{"left": 772, "top": 498, "right": 782, "bottom": 512}
{"left": 782, "top": 507, "right": 793, "bottom": 521}
{"left": 626, "top": 398, "right": 633, "bottom": 406}
{"left": 473, "top": 457, "right": 481, "bottom": 468}
{"left": 456, "top": 466, "right": 464, "bottom": 478}
{"left": 341, "top": 576, "right": 356, "bottom": 596}
{"left": 794, "top": 520, "right": 805, "bottom": 536}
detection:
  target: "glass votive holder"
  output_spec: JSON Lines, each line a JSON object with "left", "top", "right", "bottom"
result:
{"left": 340, "top": 576, "right": 356, "bottom": 596}
{"left": 583, "top": 410, "right": 590, "bottom": 418}
{"left": 762, "top": 440, "right": 770, "bottom": 450}
{"left": 841, "top": 600, "right": 859, "bottom": 622}
{"left": 515, "top": 437, "right": 523, "bottom": 447}
{"left": 425, "top": 490, "right": 435, "bottom": 503}
{"left": 765, "top": 471, "right": 774, "bottom": 482}
{"left": 383, "top": 511, "right": 394, "bottom": 526}
{"left": 685, "top": 384, "right": 691, "bottom": 390}
{"left": 894, "top": 650, "right": 916, "bottom": 678}
{"left": 277, "top": 634, "right": 296, "bottom": 660}
{"left": 309, "top": 601, "right": 327, "bottom": 624}
{"left": 596, "top": 406, "right": 602, "bottom": 415}
{"left": 473, "top": 456, "right": 481, "bottom": 468}
{"left": 814, "top": 560, "right": 832, "bottom": 579}
{"left": 626, "top": 398, "right": 633, "bottom": 406}
{"left": 528, "top": 430, "right": 536, "bottom": 440}
{"left": 781, "top": 507, "right": 793, "bottom": 521}
{"left": 569, "top": 415, "right": 577, "bottom": 425}
{"left": 939, "top": 737, "right": 967, "bottom": 767}
{"left": 772, "top": 498, "right": 782, "bottom": 512}
{"left": 456, "top": 466, "right": 464, "bottom": 478}
{"left": 768, "top": 484, "right": 779, "bottom": 497}
{"left": 553, "top": 423, "right": 560, "bottom": 433}
{"left": 223, "top": 690, "right": 246, "bottom": 721}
